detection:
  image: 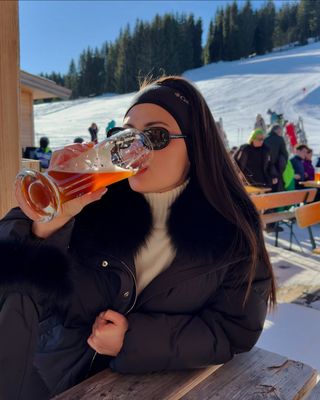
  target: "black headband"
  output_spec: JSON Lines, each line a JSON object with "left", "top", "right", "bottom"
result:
{"left": 124, "top": 83, "right": 193, "bottom": 160}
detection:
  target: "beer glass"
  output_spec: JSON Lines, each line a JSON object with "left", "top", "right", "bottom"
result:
{"left": 15, "top": 128, "right": 153, "bottom": 222}
{"left": 315, "top": 167, "right": 320, "bottom": 183}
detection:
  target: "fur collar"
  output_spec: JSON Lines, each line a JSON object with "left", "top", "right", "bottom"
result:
{"left": 71, "top": 177, "right": 236, "bottom": 260}
{"left": 0, "top": 241, "right": 72, "bottom": 314}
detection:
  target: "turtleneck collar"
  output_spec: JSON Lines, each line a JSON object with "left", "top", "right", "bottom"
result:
{"left": 143, "top": 180, "right": 189, "bottom": 228}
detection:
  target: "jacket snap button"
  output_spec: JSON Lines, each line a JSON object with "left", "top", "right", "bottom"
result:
{"left": 101, "top": 260, "right": 108, "bottom": 267}
{"left": 123, "top": 291, "right": 130, "bottom": 298}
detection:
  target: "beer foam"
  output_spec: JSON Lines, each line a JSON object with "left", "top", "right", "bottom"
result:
{"left": 53, "top": 146, "right": 135, "bottom": 173}
{"left": 51, "top": 164, "right": 133, "bottom": 174}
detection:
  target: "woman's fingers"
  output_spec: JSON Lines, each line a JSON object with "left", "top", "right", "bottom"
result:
{"left": 99, "top": 309, "right": 128, "bottom": 328}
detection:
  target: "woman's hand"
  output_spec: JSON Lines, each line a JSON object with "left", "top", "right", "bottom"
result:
{"left": 32, "top": 188, "right": 107, "bottom": 238}
{"left": 87, "top": 310, "right": 129, "bottom": 356}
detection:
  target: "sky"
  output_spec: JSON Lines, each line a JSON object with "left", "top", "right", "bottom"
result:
{"left": 19, "top": 0, "right": 293, "bottom": 76}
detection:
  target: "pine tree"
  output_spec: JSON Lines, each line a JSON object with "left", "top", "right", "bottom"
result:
{"left": 204, "top": 20, "right": 215, "bottom": 64}
{"left": 114, "top": 26, "right": 137, "bottom": 93}
{"left": 65, "top": 59, "right": 78, "bottom": 98}
{"left": 273, "top": 3, "right": 298, "bottom": 46}
{"left": 214, "top": 9, "right": 224, "bottom": 61}
{"left": 133, "top": 20, "right": 153, "bottom": 82}
{"left": 177, "top": 14, "right": 193, "bottom": 73}
{"left": 105, "top": 42, "right": 118, "bottom": 93}
{"left": 193, "top": 18, "right": 203, "bottom": 68}
{"left": 297, "top": 0, "right": 320, "bottom": 44}
{"left": 238, "top": 0, "right": 256, "bottom": 57}
{"left": 253, "top": 0, "right": 275, "bottom": 55}
{"left": 223, "top": 5, "right": 231, "bottom": 60}
{"left": 228, "top": 1, "right": 240, "bottom": 60}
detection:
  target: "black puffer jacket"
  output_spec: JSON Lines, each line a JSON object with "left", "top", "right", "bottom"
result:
{"left": 264, "top": 132, "right": 288, "bottom": 175}
{"left": 0, "top": 179, "right": 272, "bottom": 398}
{"left": 234, "top": 143, "right": 277, "bottom": 186}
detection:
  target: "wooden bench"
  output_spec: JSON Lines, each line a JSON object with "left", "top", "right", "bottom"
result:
{"left": 295, "top": 201, "right": 320, "bottom": 253}
{"left": 53, "top": 347, "right": 317, "bottom": 400}
{"left": 251, "top": 188, "right": 317, "bottom": 250}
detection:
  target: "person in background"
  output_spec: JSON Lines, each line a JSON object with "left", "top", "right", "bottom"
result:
{"left": 290, "top": 144, "right": 309, "bottom": 189}
{"left": 264, "top": 124, "right": 288, "bottom": 192}
{"left": 0, "top": 76, "right": 276, "bottom": 399}
{"left": 282, "top": 160, "right": 295, "bottom": 191}
{"left": 267, "top": 109, "right": 278, "bottom": 125}
{"left": 74, "top": 137, "right": 84, "bottom": 144}
{"left": 34, "top": 136, "right": 52, "bottom": 170}
{"left": 303, "top": 148, "right": 315, "bottom": 181}
{"left": 106, "top": 119, "right": 116, "bottom": 135}
{"left": 254, "top": 114, "right": 267, "bottom": 134}
{"left": 233, "top": 128, "right": 277, "bottom": 188}
{"left": 88, "top": 122, "right": 99, "bottom": 143}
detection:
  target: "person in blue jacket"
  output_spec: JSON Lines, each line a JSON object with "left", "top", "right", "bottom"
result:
{"left": 290, "top": 144, "right": 309, "bottom": 189}
{"left": 34, "top": 136, "right": 52, "bottom": 169}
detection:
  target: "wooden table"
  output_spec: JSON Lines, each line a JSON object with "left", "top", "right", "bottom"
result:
{"left": 54, "top": 347, "right": 317, "bottom": 400}
{"left": 245, "top": 185, "right": 272, "bottom": 195}
{"left": 21, "top": 158, "right": 41, "bottom": 171}
{"left": 304, "top": 381, "right": 320, "bottom": 400}
{"left": 300, "top": 181, "right": 320, "bottom": 189}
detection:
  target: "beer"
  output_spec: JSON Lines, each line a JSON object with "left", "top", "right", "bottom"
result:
{"left": 48, "top": 169, "right": 134, "bottom": 202}
{"left": 17, "top": 168, "right": 134, "bottom": 222}
{"left": 315, "top": 171, "right": 320, "bottom": 183}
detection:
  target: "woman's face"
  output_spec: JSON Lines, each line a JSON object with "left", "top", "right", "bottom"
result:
{"left": 252, "top": 134, "right": 264, "bottom": 148}
{"left": 123, "top": 103, "right": 190, "bottom": 193}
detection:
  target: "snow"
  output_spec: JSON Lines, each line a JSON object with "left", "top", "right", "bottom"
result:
{"left": 260, "top": 224, "right": 320, "bottom": 372}
{"left": 34, "top": 41, "right": 320, "bottom": 153}
{"left": 258, "top": 302, "right": 320, "bottom": 371}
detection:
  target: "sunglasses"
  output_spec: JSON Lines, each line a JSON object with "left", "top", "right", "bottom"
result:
{"left": 107, "top": 127, "right": 187, "bottom": 151}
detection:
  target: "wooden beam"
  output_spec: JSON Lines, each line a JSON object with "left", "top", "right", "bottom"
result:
{"left": 0, "top": 1, "right": 20, "bottom": 218}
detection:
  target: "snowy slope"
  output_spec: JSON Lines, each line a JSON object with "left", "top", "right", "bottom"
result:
{"left": 34, "top": 41, "right": 320, "bottom": 151}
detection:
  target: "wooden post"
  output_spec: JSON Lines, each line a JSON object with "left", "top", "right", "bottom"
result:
{"left": 0, "top": 1, "right": 20, "bottom": 218}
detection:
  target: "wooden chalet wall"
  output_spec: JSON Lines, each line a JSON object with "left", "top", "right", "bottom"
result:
{"left": 20, "top": 89, "right": 35, "bottom": 148}
{"left": 0, "top": 1, "right": 20, "bottom": 218}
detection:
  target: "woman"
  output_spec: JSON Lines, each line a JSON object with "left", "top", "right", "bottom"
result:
{"left": 254, "top": 113, "right": 266, "bottom": 134}
{"left": 234, "top": 128, "right": 277, "bottom": 188}
{"left": 0, "top": 76, "right": 276, "bottom": 399}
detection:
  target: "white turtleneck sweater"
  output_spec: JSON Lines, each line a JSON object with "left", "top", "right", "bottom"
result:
{"left": 134, "top": 180, "right": 189, "bottom": 295}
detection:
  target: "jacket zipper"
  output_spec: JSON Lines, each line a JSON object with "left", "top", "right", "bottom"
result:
{"left": 87, "top": 255, "right": 137, "bottom": 377}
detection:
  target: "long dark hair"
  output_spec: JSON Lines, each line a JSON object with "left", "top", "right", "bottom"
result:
{"left": 142, "top": 75, "right": 276, "bottom": 307}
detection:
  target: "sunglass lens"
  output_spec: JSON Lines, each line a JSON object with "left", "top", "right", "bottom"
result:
{"left": 144, "top": 128, "right": 169, "bottom": 150}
